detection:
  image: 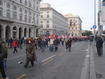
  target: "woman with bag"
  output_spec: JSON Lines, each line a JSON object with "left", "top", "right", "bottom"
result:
{"left": 24, "top": 39, "right": 36, "bottom": 68}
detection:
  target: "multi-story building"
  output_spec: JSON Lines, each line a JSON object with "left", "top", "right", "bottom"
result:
{"left": 64, "top": 13, "right": 82, "bottom": 36}
{"left": 0, "top": 0, "right": 41, "bottom": 40}
{"left": 101, "top": 0, "right": 105, "bottom": 26}
{"left": 39, "top": 3, "right": 68, "bottom": 36}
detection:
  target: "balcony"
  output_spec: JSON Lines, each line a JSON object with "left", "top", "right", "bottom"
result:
{"left": 0, "top": 16, "right": 14, "bottom": 23}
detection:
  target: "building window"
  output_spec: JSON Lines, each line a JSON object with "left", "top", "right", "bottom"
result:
{"left": 0, "top": 8, "right": 3, "bottom": 16}
{"left": 41, "top": 15, "right": 43, "bottom": 18}
{"left": 73, "top": 23, "right": 75, "bottom": 26}
{"left": 20, "top": 8, "right": 22, "bottom": 12}
{"left": 47, "top": 15, "right": 49, "bottom": 18}
{"left": 29, "top": 1, "right": 31, "bottom": 7}
{"left": 47, "top": 11, "right": 49, "bottom": 13}
{"left": 24, "top": 15, "right": 27, "bottom": 22}
{"left": 41, "top": 25, "right": 43, "bottom": 28}
{"left": 19, "top": 14, "right": 22, "bottom": 21}
{"left": 13, "top": 12, "right": 17, "bottom": 19}
{"left": 7, "top": 10, "right": 10, "bottom": 18}
{"left": 20, "top": 0, "right": 22, "bottom": 3}
{"left": 29, "top": 16, "right": 31, "bottom": 23}
{"left": 25, "top": 10, "right": 27, "bottom": 14}
{"left": 47, "top": 21, "right": 49, "bottom": 23}
{"left": 47, "top": 24, "right": 49, "bottom": 28}
{"left": 6, "top": 2, "right": 10, "bottom": 8}
{"left": 41, "top": 21, "right": 43, "bottom": 23}
{"left": 29, "top": 11, "right": 31, "bottom": 15}
{"left": 13, "top": 5, "right": 17, "bottom": 10}
{"left": 0, "top": 0, "right": 3, "bottom": 5}
{"left": 70, "top": 20, "right": 72, "bottom": 26}
{"left": 37, "top": 1, "right": 38, "bottom": 4}
{"left": 25, "top": 0, "right": 27, "bottom": 5}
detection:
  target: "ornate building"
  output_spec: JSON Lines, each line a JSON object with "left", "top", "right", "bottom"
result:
{"left": 0, "top": 0, "right": 41, "bottom": 40}
{"left": 39, "top": 3, "right": 68, "bottom": 36}
{"left": 64, "top": 13, "right": 82, "bottom": 36}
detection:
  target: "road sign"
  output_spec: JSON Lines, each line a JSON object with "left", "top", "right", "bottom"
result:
{"left": 93, "top": 25, "right": 97, "bottom": 29}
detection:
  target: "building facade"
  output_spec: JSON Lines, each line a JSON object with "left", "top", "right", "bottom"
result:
{"left": 39, "top": 3, "right": 68, "bottom": 36}
{"left": 101, "top": 0, "right": 105, "bottom": 26}
{"left": 0, "top": 0, "right": 41, "bottom": 40}
{"left": 64, "top": 14, "right": 82, "bottom": 36}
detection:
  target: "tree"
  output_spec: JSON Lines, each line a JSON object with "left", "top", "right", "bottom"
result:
{"left": 82, "top": 30, "right": 93, "bottom": 36}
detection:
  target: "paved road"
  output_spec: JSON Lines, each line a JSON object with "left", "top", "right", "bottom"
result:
{"left": 4, "top": 41, "right": 90, "bottom": 79}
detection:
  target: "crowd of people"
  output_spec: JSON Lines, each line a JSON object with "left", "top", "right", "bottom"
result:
{"left": 0, "top": 35, "right": 91, "bottom": 79}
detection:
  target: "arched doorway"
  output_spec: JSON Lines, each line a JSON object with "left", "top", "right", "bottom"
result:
{"left": 29, "top": 28, "right": 31, "bottom": 37}
{"left": 24, "top": 28, "right": 27, "bottom": 37}
{"left": 5, "top": 26, "right": 10, "bottom": 40}
{"left": 19, "top": 27, "right": 22, "bottom": 39}
{"left": 0, "top": 25, "right": 2, "bottom": 39}
{"left": 12, "top": 26, "right": 17, "bottom": 39}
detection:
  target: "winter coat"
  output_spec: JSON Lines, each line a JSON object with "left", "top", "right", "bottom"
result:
{"left": 26, "top": 43, "right": 36, "bottom": 61}
{"left": 12, "top": 40, "right": 18, "bottom": 47}
{"left": 96, "top": 37, "right": 103, "bottom": 48}
{"left": 0, "top": 44, "right": 8, "bottom": 61}
{"left": 66, "top": 39, "right": 72, "bottom": 47}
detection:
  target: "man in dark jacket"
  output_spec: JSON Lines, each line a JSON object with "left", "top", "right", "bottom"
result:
{"left": 0, "top": 42, "right": 8, "bottom": 79}
{"left": 96, "top": 36, "right": 103, "bottom": 56}
{"left": 53, "top": 38, "right": 59, "bottom": 52}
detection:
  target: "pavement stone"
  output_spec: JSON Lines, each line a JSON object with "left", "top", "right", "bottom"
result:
{"left": 92, "top": 42, "right": 105, "bottom": 79}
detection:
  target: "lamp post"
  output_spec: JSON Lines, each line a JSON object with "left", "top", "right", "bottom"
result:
{"left": 93, "top": 0, "right": 96, "bottom": 36}
{"left": 94, "top": 0, "right": 96, "bottom": 26}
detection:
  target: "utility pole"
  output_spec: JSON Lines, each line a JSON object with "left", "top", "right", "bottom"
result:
{"left": 94, "top": 0, "right": 96, "bottom": 26}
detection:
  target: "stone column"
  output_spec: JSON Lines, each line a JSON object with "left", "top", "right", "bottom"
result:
{"left": 34, "top": 28, "right": 36, "bottom": 38}
{"left": 16, "top": 27, "right": 19, "bottom": 39}
{"left": 27, "top": 27, "right": 29, "bottom": 38}
{"left": 31, "top": 27, "right": 35, "bottom": 38}
{"left": 2, "top": 25, "right": 6, "bottom": 41}
{"left": 10, "top": 26, "right": 13, "bottom": 38}
{"left": 22, "top": 28, "right": 24, "bottom": 38}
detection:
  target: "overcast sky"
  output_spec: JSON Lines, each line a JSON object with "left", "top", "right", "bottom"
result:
{"left": 41, "top": 0, "right": 98, "bottom": 30}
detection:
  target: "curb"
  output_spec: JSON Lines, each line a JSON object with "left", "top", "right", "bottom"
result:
{"left": 89, "top": 44, "right": 96, "bottom": 79}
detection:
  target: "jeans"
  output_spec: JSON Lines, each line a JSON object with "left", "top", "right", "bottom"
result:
{"left": 0, "top": 61, "right": 6, "bottom": 78}
{"left": 13, "top": 47, "right": 18, "bottom": 53}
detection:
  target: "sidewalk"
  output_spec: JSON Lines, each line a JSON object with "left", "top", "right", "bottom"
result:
{"left": 92, "top": 43, "right": 105, "bottom": 79}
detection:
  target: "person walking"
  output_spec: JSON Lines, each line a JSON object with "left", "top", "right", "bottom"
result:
{"left": 95, "top": 36, "right": 103, "bottom": 56}
{"left": 24, "top": 39, "right": 36, "bottom": 68}
{"left": 66, "top": 38, "right": 72, "bottom": 52}
{"left": 0, "top": 41, "right": 8, "bottom": 79}
{"left": 53, "top": 38, "right": 59, "bottom": 52}
{"left": 2, "top": 42, "right": 8, "bottom": 69}
{"left": 48, "top": 39, "right": 54, "bottom": 52}
{"left": 61, "top": 38, "right": 64, "bottom": 46}
{"left": 12, "top": 39, "right": 18, "bottom": 54}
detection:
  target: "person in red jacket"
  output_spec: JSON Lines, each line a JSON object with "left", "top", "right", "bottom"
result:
{"left": 12, "top": 39, "right": 18, "bottom": 54}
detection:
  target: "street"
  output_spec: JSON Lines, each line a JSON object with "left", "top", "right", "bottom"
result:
{"left": 5, "top": 41, "right": 89, "bottom": 79}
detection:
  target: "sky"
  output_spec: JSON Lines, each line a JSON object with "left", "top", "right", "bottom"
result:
{"left": 41, "top": 0, "right": 98, "bottom": 30}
